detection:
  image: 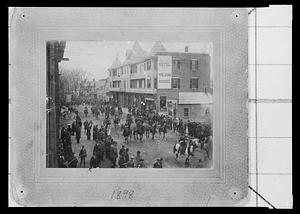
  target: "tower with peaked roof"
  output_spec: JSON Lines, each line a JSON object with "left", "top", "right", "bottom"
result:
{"left": 110, "top": 56, "right": 122, "bottom": 69}
{"left": 123, "top": 41, "right": 148, "bottom": 66}
{"left": 148, "top": 41, "right": 167, "bottom": 56}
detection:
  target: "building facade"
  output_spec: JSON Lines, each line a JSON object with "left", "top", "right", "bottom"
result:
{"left": 46, "top": 40, "right": 66, "bottom": 168}
{"left": 96, "top": 78, "right": 110, "bottom": 101}
{"left": 108, "top": 41, "right": 213, "bottom": 122}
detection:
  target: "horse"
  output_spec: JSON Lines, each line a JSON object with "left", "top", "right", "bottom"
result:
{"left": 150, "top": 123, "right": 157, "bottom": 140}
{"left": 130, "top": 122, "right": 137, "bottom": 140}
{"left": 158, "top": 123, "right": 167, "bottom": 140}
{"left": 113, "top": 116, "right": 120, "bottom": 129}
{"left": 123, "top": 126, "right": 131, "bottom": 144}
{"left": 136, "top": 122, "right": 145, "bottom": 142}
{"left": 143, "top": 121, "right": 151, "bottom": 138}
{"left": 173, "top": 138, "right": 197, "bottom": 162}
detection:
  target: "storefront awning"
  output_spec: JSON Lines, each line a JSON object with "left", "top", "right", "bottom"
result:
{"left": 179, "top": 92, "right": 212, "bottom": 104}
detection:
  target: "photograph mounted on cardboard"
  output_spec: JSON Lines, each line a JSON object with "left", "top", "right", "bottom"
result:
{"left": 47, "top": 40, "right": 214, "bottom": 169}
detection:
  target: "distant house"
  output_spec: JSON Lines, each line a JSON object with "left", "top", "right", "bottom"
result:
{"left": 95, "top": 78, "right": 110, "bottom": 101}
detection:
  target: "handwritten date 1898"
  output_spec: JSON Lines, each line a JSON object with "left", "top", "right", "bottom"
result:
{"left": 111, "top": 189, "right": 135, "bottom": 200}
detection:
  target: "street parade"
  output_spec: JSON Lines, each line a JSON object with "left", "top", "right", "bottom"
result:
{"left": 57, "top": 98, "right": 213, "bottom": 169}
{"left": 48, "top": 40, "right": 214, "bottom": 169}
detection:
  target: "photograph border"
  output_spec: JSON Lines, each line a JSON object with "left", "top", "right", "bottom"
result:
{"left": 10, "top": 8, "right": 248, "bottom": 206}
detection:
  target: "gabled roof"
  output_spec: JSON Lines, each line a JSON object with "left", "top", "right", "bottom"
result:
{"left": 148, "top": 41, "right": 167, "bottom": 56}
{"left": 109, "top": 57, "right": 122, "bottom": 69}
{"left": 122, "top": 41, "right": 148, "bottom": 65}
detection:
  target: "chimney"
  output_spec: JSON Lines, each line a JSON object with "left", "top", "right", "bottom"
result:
{"left": 185, "top": 46, "right": 189, "bottom": 53}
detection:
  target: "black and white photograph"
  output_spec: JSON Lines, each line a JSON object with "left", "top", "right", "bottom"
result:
{"left": 46, "top": 40, "right": 213, "bottom": 169}
{"left": 9, "top": 7, "right": 262, "bottom": 206}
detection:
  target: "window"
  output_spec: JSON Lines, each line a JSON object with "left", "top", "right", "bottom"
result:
{"left": 173, "top": 60, "right": 180, "bottom": 69}
{"left": 172, "top": 78, "right": 180, "bottom": 88}
{"left": 138, "top": 79, "right": 143, "bottom": 88}
{"left": 184, "top": 108, "right": 189, "bottom": 117}
{"left": 130, "top": 80, "right": 137, "bottom": 88}
{"left": 147, "top": 78, "right": 151, "bottom": 88}
{"left": 147, "top": 60, "right": 151, "bottom": 70}
{"left": 190, "top": 60, "right": 198, "bottom": 70}
{"left": 154, "top": 78, "right": 157, "bottom": 89}
{"left": 113, "top": 81, "right": 119, "bottom": 88}
{"left": 190, "top": 78, "right": 198, "bottom": 89}
{"left": 130, "top": 64, "right": 137, "bottom": 74}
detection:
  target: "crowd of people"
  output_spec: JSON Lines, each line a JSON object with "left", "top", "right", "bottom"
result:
{"left": 56, "top": 98, "right": 212, "bottom": 168}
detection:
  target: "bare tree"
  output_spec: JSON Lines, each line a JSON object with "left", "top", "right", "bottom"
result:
{"left": 60, "top": 68, "right": 87, "bottom": 94}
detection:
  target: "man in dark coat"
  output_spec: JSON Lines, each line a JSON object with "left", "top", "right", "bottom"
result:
{"left": 66, "top": 124, "right": 72, "bottom": 136}
{"left": 84, "top": 120, "right": 89, "bottom": 134}
{"left": 79, "top": 146, "right": 87, "bottom": 167}
{"left": 93, "top": 142, "right": 101, "bottom": 167}
{"left": 93, "top": 125, "right": 98, "bottom": 141}
{"left": 57, "top": 152, "right": 65, "bottom": 168}
{"left": 71, "top": 121, "right": 76, "bottom": 136}
{"left": 86, "top": 124, "right": 91, "bottom": 140}
{"left": 60, "top": 127, "right": 66, "bottom": 144}
{"left": 124, "top": 148, "right": 130, "bottom": 163}
{"left": 127, "top": 157, "right": 135, "bottom": 168}
{"left": 151, "top": 123, "right": 157, "bottom": 140}
{"left": 105, "top": 137, "right": 112, "bottom": 158}
{"left": 119, "top": 145, "right": 126, "bottom": 157}
{"left": 153, "top": 158, "right": 163, "bottom": 168}
{"left": 99, "top": 141, "right": 105, "bottom": 163}
{"left": 110, "top": 142, "right": 118, "bottom": 168}
{"left": 75, "top": 125, "right": 81, "bottom": 144}
{"left": 89, "top": 154, "right": 97, "bottom": 170}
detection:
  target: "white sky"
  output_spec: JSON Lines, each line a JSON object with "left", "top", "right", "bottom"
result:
{"left": 60, "top": 41, "right": 213, "bottom": 80}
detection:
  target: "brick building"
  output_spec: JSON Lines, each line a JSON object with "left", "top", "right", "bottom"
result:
{"left": 108, "top": 41, "right": 212, "bottom": 122}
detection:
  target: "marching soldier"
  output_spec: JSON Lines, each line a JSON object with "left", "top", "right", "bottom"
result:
{"left": 84, "top": 120, "right": 89, "bottom": 134}
{"left": 89, "top": 154, "right": 97, "bottom": 170}
{"left": 79, "top": 146, "right": 87, "bottom": 167}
